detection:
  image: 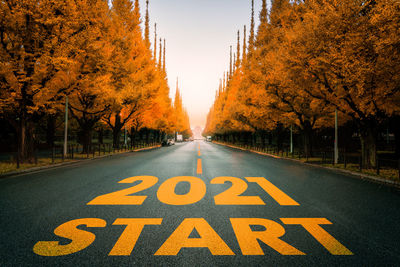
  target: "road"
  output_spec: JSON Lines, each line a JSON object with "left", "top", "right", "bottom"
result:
{"left": 1, "top": 141, "right": 400, "bottom": 266}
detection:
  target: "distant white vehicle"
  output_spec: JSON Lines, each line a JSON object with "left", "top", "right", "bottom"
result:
{"left": 168, "top": 139, "right": 175, "bottom": 145}
{"left": 206, "top": 136, "right": 212, "bottom": 142}
{"left": 177, "top": 135, "right": 183, "bottom": 142}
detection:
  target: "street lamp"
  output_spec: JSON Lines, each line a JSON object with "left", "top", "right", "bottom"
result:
{"left": 120, "top": 112, "right": 127, "bottom": 148}
{"left": 124, "top": 124, "right": 127, "bottom": 148}
{"left": 334, "top": 109, "right": 338, "bottom": 164}
{"left": 63, "top": 96, "right": 69, "bottom": 158}
{"left": 290, "top": 124, "right": 293, "bottom": 154}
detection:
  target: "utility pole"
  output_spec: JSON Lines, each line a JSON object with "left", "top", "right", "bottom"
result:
{"left": 290, "top": 124, "right": 293, "bottom": 154}
{"left": 63, "top": 96, "right": 69, "bottom": 158}
{"left": 334, "top": 109, "right": 338, "bottom": 164}
{"left": 124, "top": 124, "right": 127, "bottom": 148}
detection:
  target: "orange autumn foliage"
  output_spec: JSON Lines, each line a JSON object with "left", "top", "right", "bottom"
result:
{"left": 205, "top": 0, "right": 400, "bottom": 165}
{"left": 0, "top": 0, "right": 189, "bottom": 158}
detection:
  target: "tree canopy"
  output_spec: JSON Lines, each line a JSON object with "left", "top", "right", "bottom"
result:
{"left": 204, "top": 0, "right": 400, "bottom": 166}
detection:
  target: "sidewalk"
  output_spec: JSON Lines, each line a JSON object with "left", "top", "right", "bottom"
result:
{"left": 214, "top": 141, "right": 400, "bottom": 189}
{"left": 0, "top": 145, "right": 161, "bottom": 179}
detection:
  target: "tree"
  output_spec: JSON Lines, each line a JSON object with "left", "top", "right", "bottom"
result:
{"left": 288, "top": 0, "right": 400, "bottom": 166}
{"left": 0, "top": 0, "right": 90, "bottom": 161}
{"left": 102, "top": 0, "right": 155, "bottom": 149}
{"left": 0, "top": 0, "right": 188, "bottom": 159}
{"left": 254, "top": 0, "right": 332, "bottom": 156}
{"left": 205, "top": 0, "right": 399, "bottom": 163}
{"left": 60, "top": 0, "right": 114, "bottom": 153}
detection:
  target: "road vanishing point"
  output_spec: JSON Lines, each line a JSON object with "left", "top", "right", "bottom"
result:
{"left": 1, "top": 141, "right": 400, "bottom": 266}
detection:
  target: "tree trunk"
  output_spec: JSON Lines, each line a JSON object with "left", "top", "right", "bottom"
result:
{"left": 18, "top": 117, "right": 26, "bottom": 161}
{"left": 143, "top": 131, "right": 146, "bottom": 143}
{"left": 303, "top": 129, "right": 312, "bottom": 158}
{"left": 261, "top": 131, "right": 266, "bottom": 149}
{"left": 16, "top": 117, "right": 35, "bottom": 163}
{"left": 302, "top": 122, "right": 313, "bottom": 158}
{"left": 82, "top": 127, "right": 93, "bottom": 154}
{"left": 146, "top": 129, "right": 150, "bottom": 144}
{"left": 276, "top": 124, "right": 284, "bottom": 151}
{"left": 154, "top": 130, "right": 158, "bottom": 144}
{"left": 130, "top": 128, "right": 136, "bottom": 147}
{"left": 268, "top": 132, "right": 272, "bottom": 146}
{"left": 390, "top": 116, "right": 400, "bottom": 158}
{"left": 394, "top": 128, "right": 400, "bottom": 158}
{"left": 46, "top": 115, "right": 56, "bottom": 148}
{"left": 359, "top": 126, "right": 377, "bottom": 168}
{"left": 112, "top": 114, "right": 122, "bottom": 149}
{"left": 113, "top": 128, "right": 121, "bottom": 149}
{"left": 98, "top": 128, "right": 104, "bottom": 145}
{"left": 161, "top": 131, "right": 166, "bottom": 142}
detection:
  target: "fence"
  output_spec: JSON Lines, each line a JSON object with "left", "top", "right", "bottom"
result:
{"left": 2, "top": 141, "right": 160, "bottom": 173}
{"left": 215, "top": 141, "right": 400, "bottom": 180}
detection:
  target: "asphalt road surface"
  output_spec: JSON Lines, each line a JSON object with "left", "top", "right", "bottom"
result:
{"left": 1, "top": 141, "right": 400, "bottom": 266}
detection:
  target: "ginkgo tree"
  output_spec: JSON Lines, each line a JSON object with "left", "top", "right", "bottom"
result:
{"left": 254, "top": 0, "right": 333, "bottom": 156}
{"left": 205, "top": 0, "right": 400, "bottom": 166}
{"left": 0, "top": 0, "right": 190, "bottom": 161}
{"left": 286, "top": 0, "right": 400, "bottom": 166}
{"left": 0, "top": 0, "right": 100, "bottom": 160}
{"left": 102, "top": 0, "right": 157, "bottom": 149}
{"left": 65, "top": 0, "right": 115, "bottom": 154}
{"left": 172, "top": 80, "right": 192, "bottom": 139}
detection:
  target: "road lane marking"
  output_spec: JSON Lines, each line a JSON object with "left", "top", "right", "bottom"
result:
{"left": 33, "top": 138, "right": 354, "bottom": 259}
{"left": 197, "top": 158, "right": 202, "bottom": 174}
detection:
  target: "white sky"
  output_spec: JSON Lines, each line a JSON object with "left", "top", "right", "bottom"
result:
{"left": 139, "top": 0, "right": 264, "bottom": 128}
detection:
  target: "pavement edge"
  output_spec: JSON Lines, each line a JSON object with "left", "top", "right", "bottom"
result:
{"left": 213, "top": 141, "right": 400, "bottom": 190}
{"left": 0, "top": 145, "right": 161, "bottom": 179}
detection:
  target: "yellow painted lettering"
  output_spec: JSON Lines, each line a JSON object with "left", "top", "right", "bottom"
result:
{"left": 230, "top": 218, "right": 304, "bottom": 255}
{"left": 211, "top": 177, "right": 265, "bottom": 205}
{"left": 87, "top": 176, "right": 159, "bottom": 205}
{"left": 33, "top": 218, "right": 106, "bottom": 256}
{"left": 109, "top": 218, "right": 163, "bottom": 256}
{"left": 280, "top": 218, "right": 353, "bottom": 255}
{"left": 155, "top": 218, "right": 234, "bottom": 255}
{"left": 157, "top": 176, "right": 206, "bottom": 205}
{"left": 246, "top": 177, "right": 299, "bottom": 206}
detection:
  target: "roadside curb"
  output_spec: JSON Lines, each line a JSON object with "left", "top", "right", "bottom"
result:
{"left": 213, "top": 142, "right": 400, "bottom": 189}
{"left": 0, "top": 145, "right": 161, "bottom": 179}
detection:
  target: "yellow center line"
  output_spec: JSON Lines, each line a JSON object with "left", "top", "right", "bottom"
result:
{"left": 197, "top": 158, "right": 202, "bottom": 175}
{"left": 196, "top": 143, "right": 202, "bottom": 175}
